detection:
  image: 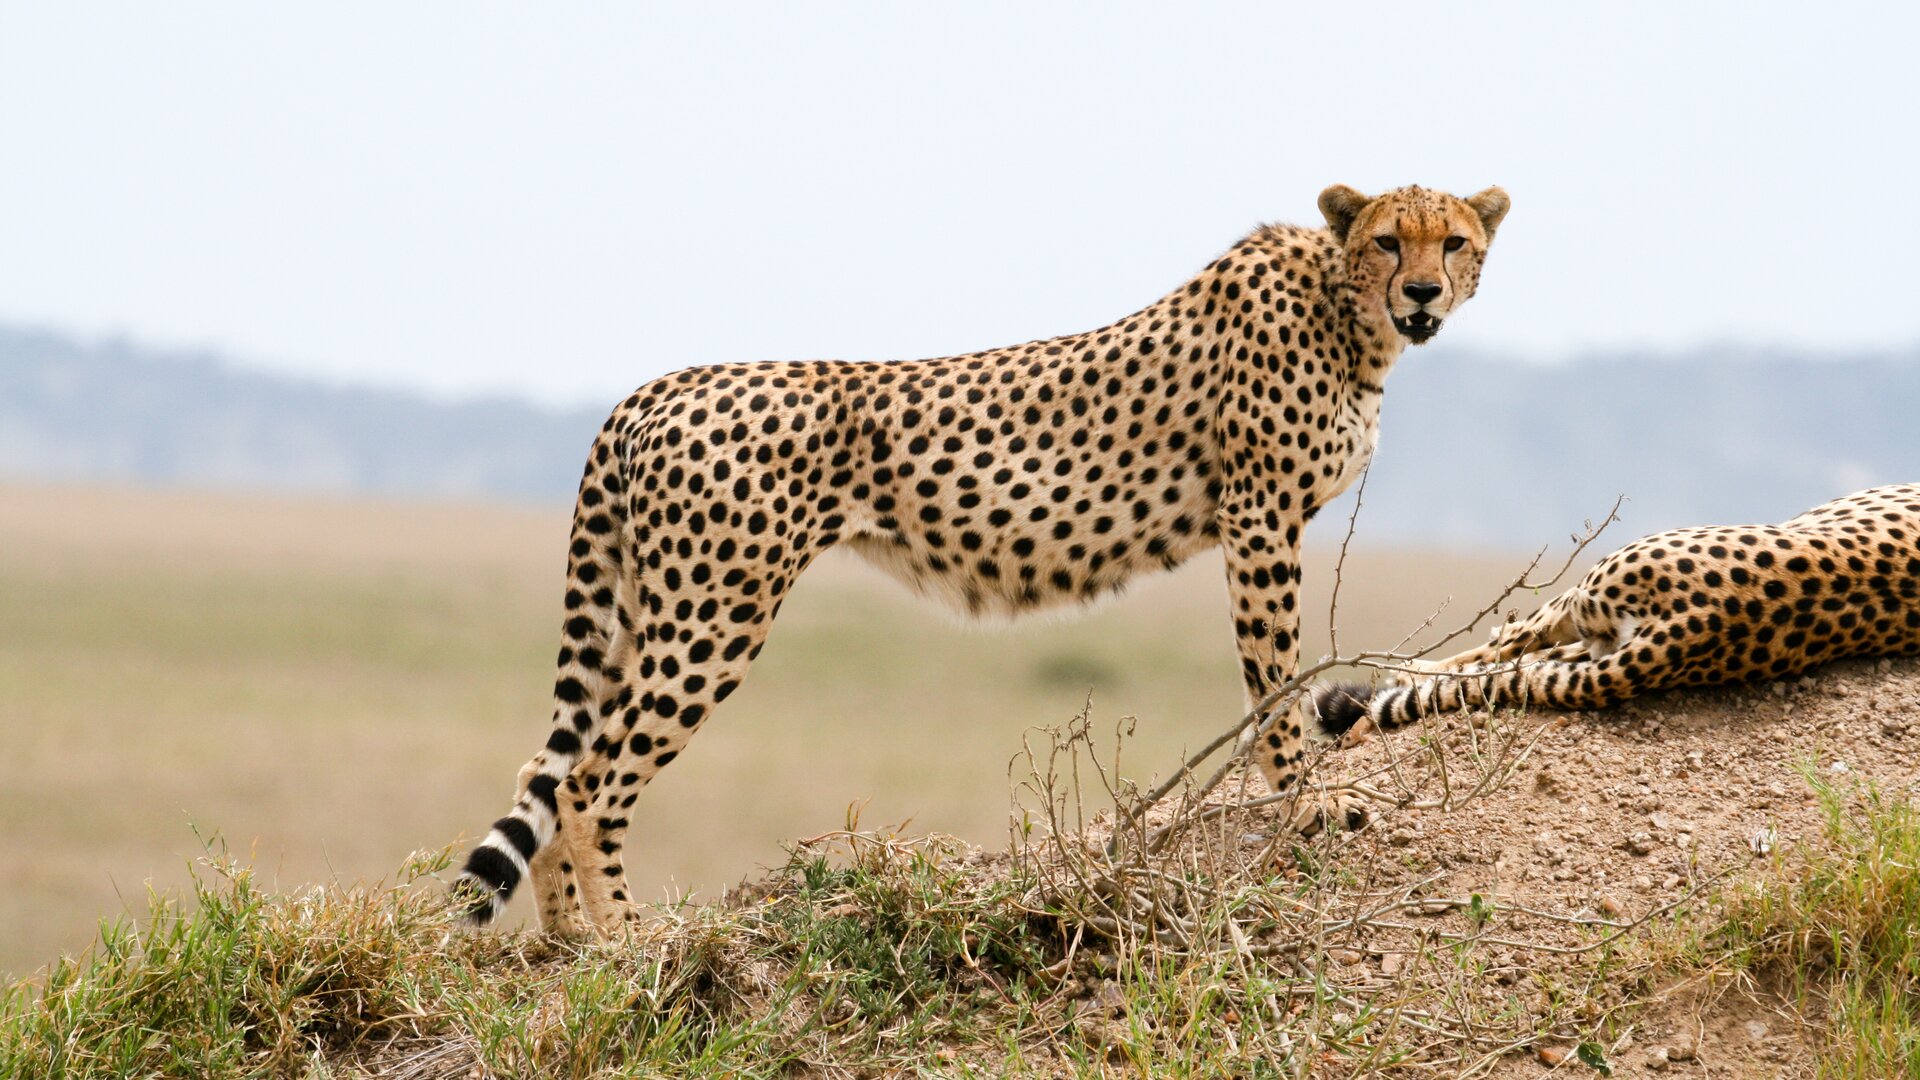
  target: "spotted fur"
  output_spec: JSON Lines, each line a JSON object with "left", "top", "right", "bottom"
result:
{"left": 453, "top": 183, "right": 1511, "bottom": 935}
{"left": 1318, "top": 485, "right": 1920, "bottom": 736}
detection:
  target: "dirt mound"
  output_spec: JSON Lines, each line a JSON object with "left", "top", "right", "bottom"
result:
{"left": 1299, "top": 654, "right": 1920, "bottom": 1077}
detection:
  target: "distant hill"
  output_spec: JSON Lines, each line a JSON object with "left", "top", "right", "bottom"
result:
{"left": 1360, "top": 344, "right": 1920, "bottom": 548}
{"left": 3, "top": 324, "right": 1915, "bottom": 549}
{"left": 0, "top": 326, "right": 599, "bottom": 504}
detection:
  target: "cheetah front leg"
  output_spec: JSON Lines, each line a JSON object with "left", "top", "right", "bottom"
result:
{"left": 1218, "top": 522, "right": 1367, "bottom": 836}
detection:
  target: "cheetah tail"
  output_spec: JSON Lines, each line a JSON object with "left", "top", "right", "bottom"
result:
{"left": 1308, "top": 682, "right": 1377, "bottom": 741}
{"left": 1359, "top": 647, "right": 1639, "bottom": 732}
{"left": 452, "top": 767, "right": 568, "bottom": 926}
{"left": 452, "top": 422, "right": 632, "bottom": 925}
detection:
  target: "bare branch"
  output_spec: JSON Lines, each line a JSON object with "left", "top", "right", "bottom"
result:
{"left": 1327, "top": 464, "right": 1371, "bottom": 661}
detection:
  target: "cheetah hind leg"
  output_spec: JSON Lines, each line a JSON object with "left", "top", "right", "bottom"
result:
{"left": 513, "top": 757, "right": 588, "bottom": 940}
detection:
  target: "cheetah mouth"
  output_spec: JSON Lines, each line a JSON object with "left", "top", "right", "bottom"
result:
{"left": 1393, "top": 311, "right": 1442, "bottom": 343}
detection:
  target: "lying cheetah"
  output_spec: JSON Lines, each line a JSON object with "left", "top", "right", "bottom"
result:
{"left": 1315, "top": 485, "right": 1920, "bottom": 738}
{"left": 455, "top": 183, "right": 1512, "bottom": 937}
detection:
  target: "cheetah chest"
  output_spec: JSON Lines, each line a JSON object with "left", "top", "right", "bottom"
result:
{"left": 1326, "top": 390, "right": 1384, "bottom": 501}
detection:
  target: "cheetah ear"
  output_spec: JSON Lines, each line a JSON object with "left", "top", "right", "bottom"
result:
{"left": 1318, "top": 185, "right": 1372, "bottom": 242}
{"left": 1466, "top": 187, "right": 1510, "bottom": 241}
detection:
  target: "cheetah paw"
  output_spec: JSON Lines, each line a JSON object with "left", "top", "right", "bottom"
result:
{"left": 582, "top": 899, "right": 648, "bottom": 942}
{"left": 1288, "top": 791, "right": 1371, "bottom": 838}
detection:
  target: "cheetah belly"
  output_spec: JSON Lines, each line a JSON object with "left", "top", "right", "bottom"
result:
{"left": 840, "top": 503, "right": 1218, "bottom": 620}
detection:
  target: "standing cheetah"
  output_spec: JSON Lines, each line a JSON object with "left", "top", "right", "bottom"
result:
{"left": 455, "top": 183, "right": 1512, "bottom": 936}
{"left": 1315, "top": 485, "right": 1920, "bottom": 737}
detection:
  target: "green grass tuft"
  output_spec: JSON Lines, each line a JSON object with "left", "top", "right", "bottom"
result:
{"left": 1693, "top": 772, "right": 1920, "bottom": 1079}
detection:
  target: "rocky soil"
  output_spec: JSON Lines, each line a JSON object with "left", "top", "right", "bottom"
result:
{"left": 1290, "top": 654, "right": 1920, "bottom": 1078}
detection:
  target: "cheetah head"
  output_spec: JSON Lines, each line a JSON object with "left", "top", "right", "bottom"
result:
{"left": 1319, "top": 184, "right": 1510, "bottom": 345}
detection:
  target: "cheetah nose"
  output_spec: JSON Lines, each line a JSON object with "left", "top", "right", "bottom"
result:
{"left": 1401, "top": 281, "right": 1442, "bottom": 305}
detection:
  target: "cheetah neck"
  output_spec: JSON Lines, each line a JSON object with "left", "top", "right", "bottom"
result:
{"left": 1201, "top": 226, "right": 1407, "bottom": 376}
{"left": 1184, "top": 226, "right": 1408, "bottom": 507}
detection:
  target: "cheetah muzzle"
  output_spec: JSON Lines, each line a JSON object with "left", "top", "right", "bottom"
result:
{"left": 1393, "top": 311, "right": 1441, "bottom": 343}
{"left": 453, "top": 182, "right": 1511, "bottom": 937}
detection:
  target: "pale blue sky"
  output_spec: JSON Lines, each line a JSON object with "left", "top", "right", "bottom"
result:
{"left": 3, "top": 3, "right": 1916, "bottom": 406}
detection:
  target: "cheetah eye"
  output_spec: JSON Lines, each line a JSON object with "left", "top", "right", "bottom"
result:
{"left": 1373, "top": 235, "right": 1399, "bottom": 253}
{"left": 1444, "top": 236, "right": 1466, "bottom": 252}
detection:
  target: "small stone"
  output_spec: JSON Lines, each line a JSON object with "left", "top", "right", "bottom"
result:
{"left": 1086, "top": 1018, "right": 1129, "bottom": 1054}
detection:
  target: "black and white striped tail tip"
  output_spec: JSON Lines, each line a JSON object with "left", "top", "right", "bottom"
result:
{"left": 1310, "top": 682, "right": 1376, "bottom": 740}
{"left": 452, "top": 853, "right": 517, "bottom": 926}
